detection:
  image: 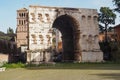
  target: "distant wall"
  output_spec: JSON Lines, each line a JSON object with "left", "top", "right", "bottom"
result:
{"left": 0, "top": 53, "right": 9, "bottom": 63}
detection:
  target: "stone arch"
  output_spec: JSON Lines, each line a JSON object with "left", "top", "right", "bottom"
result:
{"left": 39, "top": 35, "right": 43, "bottom": 44}
{"left": 88, "top": 15, "right": 91, "bottom": 20}
{"left": 45, "top": 13, "right": 50, "bottom": 22}
{"left": 19, "top": 13, "right": 21, "bottom": 17}
{"left": 31, "top": 34, "right": 37, "bottom": 44}
{"left": 22, "top": 13, "right": 24, "bottom": 17}
{"left": 38, "top": 13, "right": 43, "bottom": 22}
{"left": 93, "top": 16, "right": 99, "bottom": 31}
{"left": 88, "top": 34, "right": 93, "bottom": 50}
{"left": 93, "top": 16, "right": 98, "bottom": 24}
{"left": 93, "top": 15, "right": 98, "bottom": 19}
{"left": 88, "top": 15, "right": 92, "bottom": 29}
{"left": 82, "top": 34, "right": 87, "bottom": 51}
{"left": 93, "top": 35, "right": 99, "bottom": 50}
{"left": 94, "top": 35, "right": 99, "bottom": 44}
{"left": 82, "top": 15, "right": 86, "bottom": 22}
{"left": 82, "top": 15, "right": 86, "bottom": 20}
{"left": 52, "top": 14, "right": 81, "bottom": 61}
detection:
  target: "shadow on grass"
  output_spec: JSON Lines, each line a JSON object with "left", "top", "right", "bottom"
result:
{"left": 91, "top": 73, "right": 120, "bottom": 80}
{"left": 25, "top": 62, "right": 120, "bottom": 70}
{"left": 25, "top": 62, "right": 120, "bottom": 80}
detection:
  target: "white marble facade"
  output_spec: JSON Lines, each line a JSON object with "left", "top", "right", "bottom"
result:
{"left": 26, "top": 5, "right": 103, "bottom": 62}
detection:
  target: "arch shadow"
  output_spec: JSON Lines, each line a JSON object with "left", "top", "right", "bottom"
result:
{"left": 52, "top": 14, "right": 81, "bottom": 62}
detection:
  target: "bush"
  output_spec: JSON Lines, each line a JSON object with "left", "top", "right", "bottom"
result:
{"left": 99, "top": 41, "right": 120, "bottom": 62}
{"left": 2, "top": 62, "right": 25, "bottom": 68}
{"left": 0, "top": 61, "right": 7, "bottom": 68}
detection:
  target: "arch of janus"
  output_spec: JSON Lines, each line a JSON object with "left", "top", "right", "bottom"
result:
{"left": 27, "top": 5, "right": 103, "bottom": 63}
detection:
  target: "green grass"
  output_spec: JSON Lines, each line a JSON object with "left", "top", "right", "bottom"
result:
{"left": 0, "top": 63, "right": 120, "bottom": 80}
{"left": 2, "top": 62, "right": 25, "bottom": 68}
{"left": 2, "top": 62, "right": 120, "bottom": 69}
{"left": 25, "top": 62, "right": 120, "bottom": 70}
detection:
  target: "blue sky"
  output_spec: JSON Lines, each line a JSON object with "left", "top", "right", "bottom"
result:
{"left": 0, "top": 0, "right": 119, "bottom": 33}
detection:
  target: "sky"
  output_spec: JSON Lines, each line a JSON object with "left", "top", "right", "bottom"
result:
{"left": 0, "top": 0, "right": 119, "bottom": 33}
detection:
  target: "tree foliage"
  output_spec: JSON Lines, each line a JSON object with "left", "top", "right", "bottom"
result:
{"left": 99, "top": 7, "right": 116, "bottom": 25}
{"left": 98, "top": 7, "right": 116, "bottom": 42}
{"left": 99, "top": 24, "right": 104, "bottom": 33}
{"left": 113, "top": 0, "right": 120, "bottom": 13}
{"left": 7, "top": 27, "right": 14, "bottom": 34}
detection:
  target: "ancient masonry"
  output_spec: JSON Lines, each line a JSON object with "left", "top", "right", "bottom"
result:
{"left": 16, "top": 8, "right": 28, "bottom": 51}
{"left": 16, "top": 5, "right": 103, "bottom": 63}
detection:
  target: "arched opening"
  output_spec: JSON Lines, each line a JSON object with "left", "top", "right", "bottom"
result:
{"left": 52, "top": 14, "right": 80, "bottom": 62}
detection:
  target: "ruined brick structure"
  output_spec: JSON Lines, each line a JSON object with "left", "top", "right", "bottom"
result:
{"left": 16, "top": 8, "right": 28, "bottom": 48}
{"left": 16, "top": 5, "right": 103, "bottom": 63}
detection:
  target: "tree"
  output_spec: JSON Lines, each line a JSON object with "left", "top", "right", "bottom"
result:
{"left": 7, "top": 27, "right": 14, "bottom": 34}
{"left": 98, "top": 7, "right": 116, "bottom": 42}
{"left": 99, "top": 24, "right": 104, "bottom": 33}
{"left": 113, "top": 0, "right": 120, "bottom": 13}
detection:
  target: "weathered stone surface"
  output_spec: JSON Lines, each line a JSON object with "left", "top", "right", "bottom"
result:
{"left": 16, "top": 8, "right": 28, "bottom": 48}
{"left": 0, "top": 54, "right": 8, "bottom": 63}
{"left": 18, "top": 5, "right": 103, "bottom": 63}
{"left": 82, "top": 52, "right": 103, "bottom": 62}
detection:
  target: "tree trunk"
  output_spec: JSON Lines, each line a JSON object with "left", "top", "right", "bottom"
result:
{"left": 105, "top": 23, "right": 108, "bottom": 43}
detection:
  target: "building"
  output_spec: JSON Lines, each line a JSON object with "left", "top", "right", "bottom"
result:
{"left": 16, "top": 8, "right": 28, "bottom": 50}
{"left": 16, "top": 5, "right": 103, "bottom": 63}
{"left": 99, "top": 31, "right": 115, "bottom": 42}
{"left": 114, "top": 24, "right": 120, "bottom": 42}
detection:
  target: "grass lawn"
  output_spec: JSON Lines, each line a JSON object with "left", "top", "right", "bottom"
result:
{"left": 0, "top": 63, "right": 120, "bottom": 80}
